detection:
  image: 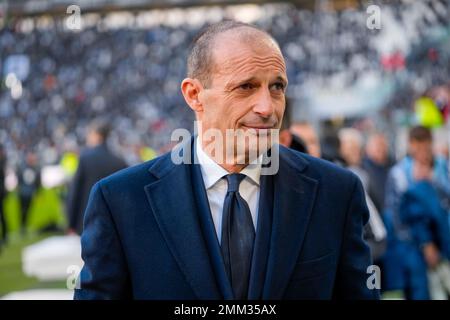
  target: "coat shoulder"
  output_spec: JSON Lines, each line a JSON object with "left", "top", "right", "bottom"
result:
{"left": 96, "top": 152, "right": 169, "bottom": 192}
{"left": 281, "top": 146, "right": 359, "bottom": 189}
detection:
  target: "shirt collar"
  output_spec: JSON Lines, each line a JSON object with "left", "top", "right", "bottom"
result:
{"left": 195, "top": 137, "right": 262, "bottom": 189}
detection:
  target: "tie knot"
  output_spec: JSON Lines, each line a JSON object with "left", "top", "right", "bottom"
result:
{"left": 225, "top": 173, "right": 246, "bottom": 193}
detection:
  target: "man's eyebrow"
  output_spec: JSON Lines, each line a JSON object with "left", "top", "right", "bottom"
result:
{"left": 224, "top": 76, "right": 254, "bottom": 90}
{"left": 275, "top": 76, "right": 288, "bottom": 86}
{"left": 226, "top": 75, "right": 288, "bottom": 88}
{"left": 227, "top": 76, "right": 256, "bottom": 87}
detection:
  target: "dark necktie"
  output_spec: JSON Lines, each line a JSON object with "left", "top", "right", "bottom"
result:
{"left": 221, "top": 173, "right": 255, "bottom": 300}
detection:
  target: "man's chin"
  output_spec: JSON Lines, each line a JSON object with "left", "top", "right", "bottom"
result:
{"left": 231, "top": 144, "right": 273, "bottom": 165}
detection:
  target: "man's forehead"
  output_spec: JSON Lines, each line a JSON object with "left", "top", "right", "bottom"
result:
{"left": 211, "top": 32, "right": 286, "bottom": 79}
{"left": 214, "top": 30, "right": 283, "bottom": 59}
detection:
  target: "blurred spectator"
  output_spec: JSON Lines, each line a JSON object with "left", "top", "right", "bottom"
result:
{"left": 66, "top": 120, "right": 127, "bottom": 235}
{"left": 17, "top": 151, "right": 40, "bottom": 236}
{"left": 383, "top": 125, "right": 450, "bottom": 299}
{"left": 399, "top": 158, "right": 450, "bottom": 299}
{"left": 362, "top": 133, "right": 394, "bottom": 214}
{"left": 433, "top": 137, "right": 449, "bottom": 161}
{"left": 320, "top": 121, "right": 345, "bottom": 166}
{"left": 279, "top": 101, "right": 308, "bottom": 153}
{"left": 290, "top": 122, "right": 321, "bottom": 158}
{"left": 0, "top": 144, "right": 6, "bottom": 249}
{"left": 339, "top": 128, "right": 387, "bottom": 262}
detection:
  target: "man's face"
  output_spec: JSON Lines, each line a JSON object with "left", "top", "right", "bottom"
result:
{"left": 410, "top": 139, "right": 433, "bottom": 165}
{"left": 86, "top": 130, "right": 102, "bottom": 147}
{"left": 290, "top": 124, "right": 321, "bottom": 158}
{"left": 366, "top": 135, "right": 388, "bottom": 165}
{"left": 340, "top": 138, "right": 362, "bottom": 167}
{"left": 196, "top": 31, "right": 288, "bottom": 164}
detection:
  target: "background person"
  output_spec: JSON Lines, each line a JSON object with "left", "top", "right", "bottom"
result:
{"left": 66, "top": 120, "right": 127, "bottom": 235}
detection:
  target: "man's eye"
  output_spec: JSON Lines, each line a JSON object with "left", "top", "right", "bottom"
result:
{"left": 270, "top": 82, "right": 285, "bottom": 91}
{"left": 239, "top": 83, "right": 254, "bottom": 90}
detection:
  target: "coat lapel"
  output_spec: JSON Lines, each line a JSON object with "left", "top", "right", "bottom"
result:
{"left": 144, "top": 143, "right": 222, "bottom": 299}
{"left": 190, "top": 161, "right": 235, "bottom": 299}
{"left": 262, "top": 147, "right": 319, "bottom": 299}
{"left": 189, "top": 139, "right": 234, "bottom": 299}
{"left": 247, "top": 172, "right": 274, "bottom": 299}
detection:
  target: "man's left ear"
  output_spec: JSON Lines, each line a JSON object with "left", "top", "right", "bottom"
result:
{"left": 181, "top": 78, "right": 204, "bottom": 113}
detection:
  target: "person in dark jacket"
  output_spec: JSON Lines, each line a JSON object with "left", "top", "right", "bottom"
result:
{"left": 398, "top": 162, "right": 450, "bottom": 299}
{"left": 400, "top": 180, "right": 450, "bottom": 262}
{"left": 338, "top": 128, "right": 387, "bottom": 263}
{"left": 75, "top": 21, "right": 378, "bottom": 300}
{"left": 362, "top": 133, "right": 393, "bottom": 214}
{"left": 17, "top": 151, "right": 40, "bottom": 236}
{"left": 66, "top": 120, "right": 127, "bottom": 235}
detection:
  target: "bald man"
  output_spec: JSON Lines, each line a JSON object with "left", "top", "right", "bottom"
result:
{"left": 290, "top": 122, "right": 321, "bottom": 158}
{"left": 75, "top": 21, "right": 378, "bottom": 300}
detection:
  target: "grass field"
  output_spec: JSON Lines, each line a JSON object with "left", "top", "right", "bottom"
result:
{"left": 0, "top": 188, "right": 67, "bottom": 297}
{"left": 0, "top": 232, "right": 68, "bottom": 297}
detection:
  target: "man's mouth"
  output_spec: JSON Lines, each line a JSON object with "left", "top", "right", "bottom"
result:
{"left": 241, "top": 124, "right": 275, "bottom": 131}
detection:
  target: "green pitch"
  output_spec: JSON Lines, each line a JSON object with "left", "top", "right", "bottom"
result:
{"left": 0, "top": 188, "right": 67, "bottom": 296}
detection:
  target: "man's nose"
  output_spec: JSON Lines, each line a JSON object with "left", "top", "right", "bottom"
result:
{"left": 253, "top": 88, "right": 274, "bottom": 118}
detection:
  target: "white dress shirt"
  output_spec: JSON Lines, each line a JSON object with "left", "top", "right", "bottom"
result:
{"left": 195, "top": 137, "right": 261, "bottom": 243}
